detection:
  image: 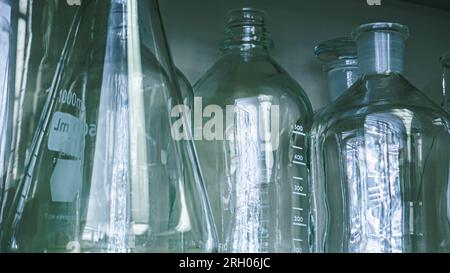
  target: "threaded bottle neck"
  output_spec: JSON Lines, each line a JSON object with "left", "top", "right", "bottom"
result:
{"left": 352, "top": 22, "right": 409, "bottom": 75}
{"left": 221, "top": 8, "right": 274, "bottom": 53}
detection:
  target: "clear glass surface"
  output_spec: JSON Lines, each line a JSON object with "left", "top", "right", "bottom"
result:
{"left": 194, "top": 8, "right": 313, "bottom": 253}
{"left": 1, "top": 0, "right": 217, "bottom": 253}
{"left": 1, "top": 0, "right": 79, "bottom": 233}
{"left": 311, "top": 23, "right": 450, "bottom": 253}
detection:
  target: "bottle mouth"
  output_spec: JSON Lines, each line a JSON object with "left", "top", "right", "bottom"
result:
{"left": 315, "top": 37, "right": 358, "bottom": 63}
{"left": 226, "top": 8, "right": 266, "bottom": 28}
{"left": 352, "top": 22, "right": 410, "bottom": 40}
{"left": 441, "top": 52, "right": 450, "bottom": 67}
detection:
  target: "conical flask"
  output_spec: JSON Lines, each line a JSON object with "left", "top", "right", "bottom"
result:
{"left": 441, "top": 53, "right": 450, "bottom": 113}
{"left": 194, "top": 8, "right": 313, "bottom": 253}
{"left": 81, "top": 0, "right": 216, "bottom": 253}
{"left": 1, "top": 0, "right": 79, "bottom": 232}
{"left": 0, "top": 3, "right": 84, "bottom": 252}
{"left": 311, "top": 22, "right": 450, "bottom": 253}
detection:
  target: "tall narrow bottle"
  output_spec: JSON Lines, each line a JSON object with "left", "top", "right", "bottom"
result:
{"left": 314, "top": 37, "right": 359, "bottom": 102}
{"left": 441, "top": 53, "right": 450, "bottom": 113}
{"left": 194, "top": 8, "right": 313, "bottom": 253}
{"left": 311, "top": 22, "right": 450, "bottom": 253}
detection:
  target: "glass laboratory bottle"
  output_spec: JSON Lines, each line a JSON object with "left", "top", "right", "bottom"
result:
{"left": 441, "top": 53, "right": 450, "bottom": 113}
{"left": 314, "top": 37, "right": 359, "bottom": 102}
{"left": 311, "top": 22, "right": 450, "bottom": 253}
{"left": 310, "top": 37, "right": 359, "bottom": 251}
{"left": 7, "top": 0, "right": 214, "bottom": 253}
{"left": 194, "top": 8, "right": 313, "bottom": 253}
{"left": 1, "top": 0, "right": 79, "bottom": 232}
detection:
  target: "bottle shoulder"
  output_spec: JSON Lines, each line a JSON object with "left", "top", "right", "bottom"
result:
{"left": 193, "top": 53, "right": 313, "bottom": 115}
{"left": 313, "top": 74, "right": 450, "bottom": 136}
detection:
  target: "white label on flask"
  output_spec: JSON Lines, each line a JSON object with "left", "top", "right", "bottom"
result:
{"left": 50, "top": 159, "right": 82, "bottom": 202}
{"left": 48, "top": 112, "right": 84, "bottom": 158}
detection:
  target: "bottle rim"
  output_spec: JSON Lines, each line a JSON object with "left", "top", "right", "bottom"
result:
{"left": 314, "top": 37, "right": 358, "bottom": 63}
{"left": 226, "top": 8, "right": 266, "bottom": 28}
{"left": 351, "top": 22, "right": 410, "bottom": 40}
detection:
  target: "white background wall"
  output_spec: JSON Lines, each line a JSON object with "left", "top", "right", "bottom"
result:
{"left": 160, "top": 0, "right": 450, "bottom": 110}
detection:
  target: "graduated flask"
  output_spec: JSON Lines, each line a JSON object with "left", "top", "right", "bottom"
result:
{"left": 311, "top": 22, "right": 450, "bottom": 253}
{"left": 1, "top": 0, "right": 217, "bottom": 253}
{"left": 1, "top": 0, "right": 79, "bottom": 232}
{"left": 194, "top": 8, "right": 313, "bottom": 253}
{"left": 441, "top": 52, "right": 450, "bottom": 113}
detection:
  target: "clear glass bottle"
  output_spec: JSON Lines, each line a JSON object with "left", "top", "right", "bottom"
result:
{"left": 310, "top": 37, "right": 359, "bottom": 251}
{"left": 311, "top": 22, "right": 450, "bottom": 253}
{"left": 314, "top": 37, "right": 359, "bottom": 102}
{"left": 1, "top": 0, "right": 217, "bottom": 253}
{"left": 1, "top": 0, "right": 79, "bottom": 231}
{"left": 441, "top": 52, "right": 450, "bottom": 113}
{"left": 194, "top": 8, "right": 313, "bottom": 253}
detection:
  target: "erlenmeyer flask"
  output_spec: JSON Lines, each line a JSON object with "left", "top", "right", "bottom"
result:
{"left": 441, "top": 52, "right": 450, "bottom": 113}
{"left": 68, "top": 0, "right": 215, "bottom": 253}
{"left": 311, "top": 22, "right": 450, "bottom": 253}
{"left": 0, "top": 3, "right": 85, "bottom": 252}
{"left": 1, "top": 0, "right": 79, "bottom": 231}
{"left": 194, "top": 8, "right": 313, "bottom": 253}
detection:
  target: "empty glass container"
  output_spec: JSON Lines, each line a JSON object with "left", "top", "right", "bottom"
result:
{"left": 1, "top": 0, "right": 79, "bottom": 234}
{"left": 1, "top": 0, "right": 217, "bottom": 253}
{"left": 311, "top": 22, "right": 450, "bottom": 253}
{"left": 194, "top": 8, "right": 313, "bottom": 253}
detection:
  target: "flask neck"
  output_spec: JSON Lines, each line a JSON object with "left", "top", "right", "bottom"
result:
{"left": 221, "top": 8, "right": 273, "bottom": 55}
{"left": 353, "top": 23, "right": 409, "bottom": 76}
{"left": 83, "top": 0, "right": 149, "bottom": 65}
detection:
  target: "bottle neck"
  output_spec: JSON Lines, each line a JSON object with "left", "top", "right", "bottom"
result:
{"left": 220, "top": 9, "right": 273, "bottom": 56}
{"left": 356, "top": 31, "right": 406, "bottom": 75}
{"left": 221, "top": 26, "right": 273, "bottom": 54}
{"left": 326, "top": 58, "right": 359, "bottom": 101}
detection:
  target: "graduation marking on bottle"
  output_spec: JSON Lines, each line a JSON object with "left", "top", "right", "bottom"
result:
{"left": 293, "top": 125, "right": 306, "bottom": 136}
{"left": 290, "top": 121, "right": 308, "bottom": 253}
